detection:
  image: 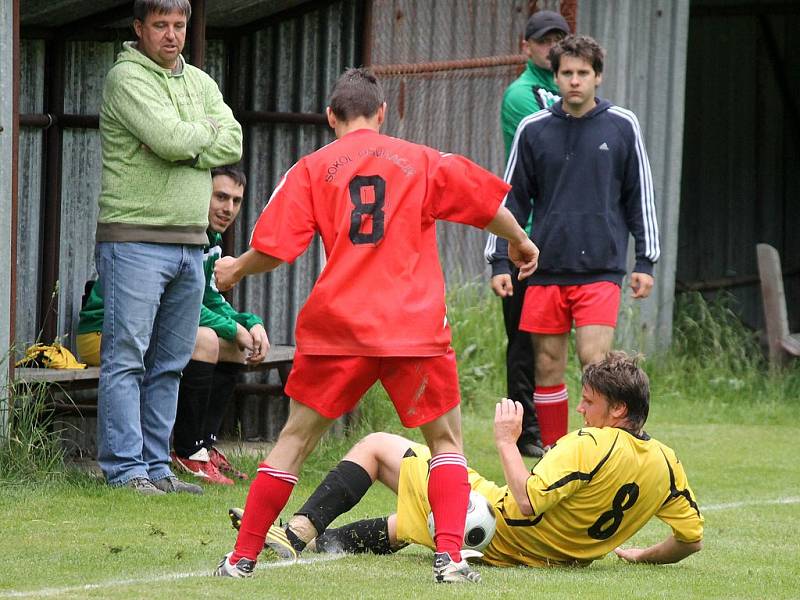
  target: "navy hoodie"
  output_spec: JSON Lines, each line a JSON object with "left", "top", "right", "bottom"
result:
{"left": 486, "top": 98, "right": 660, "bottom": 286}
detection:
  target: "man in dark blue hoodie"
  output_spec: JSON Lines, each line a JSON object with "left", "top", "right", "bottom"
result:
{"left": 488, "top": 35, "right": 660, "bottom": 449}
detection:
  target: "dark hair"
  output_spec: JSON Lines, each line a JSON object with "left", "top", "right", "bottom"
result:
{"left": 211, "top": 165, "right": 247, "bottom": 188}
{"left": 549, "top": 34, "right": 605, "bottom": 75}
{"left": 581, "top": 351, "right": 650, "bottom": 431}
{"left": 134, "top": 0, "right": 191, "bottom": 22}
{"left": 328, "top": 68, "right": 385, "bottom": 122}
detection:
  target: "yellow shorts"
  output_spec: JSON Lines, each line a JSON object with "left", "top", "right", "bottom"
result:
{"left": 75, "top": 332, "right": 101, "bottom": 367}
{"left": 395, "top": 443, "right": 506, "bottom": 549}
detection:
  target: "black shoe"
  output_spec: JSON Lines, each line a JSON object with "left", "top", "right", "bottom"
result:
{"left": 151, "top": 475, "right": 204, "bottom": 495}
{"left": 518, "top": 442, "right": 545, "bottom": 458}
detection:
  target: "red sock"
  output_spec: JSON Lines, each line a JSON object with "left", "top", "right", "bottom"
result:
{"left": 231, "top": 464, "right": 297, "bottom": 563}
{"left": 534, "top": 384, "right": 568, "bottom": 447}
{"left": 428, "top": 453, "right": 469, "bottom": 563}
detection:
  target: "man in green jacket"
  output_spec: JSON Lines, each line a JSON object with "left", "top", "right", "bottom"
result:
{"left": 80, "top": 166, "right": 261, "bottom": 486}
{"left": 484, "top": 10, "right": 569, "bottom": 458}
{"left": 93, "top": 0, "right": 242, "bottom": 495}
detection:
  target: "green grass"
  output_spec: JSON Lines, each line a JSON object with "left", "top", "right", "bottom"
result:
{"left": 0, "top": 288, "right": 798, "bottom": 598}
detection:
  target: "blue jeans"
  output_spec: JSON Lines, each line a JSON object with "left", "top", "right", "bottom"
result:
{"left": 95, "top": 242, "right": 204, "bottom": 486}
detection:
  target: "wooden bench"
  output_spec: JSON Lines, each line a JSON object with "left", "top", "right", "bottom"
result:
{"left": 13, "top": 344, "right": 296, "bottom": 416}
{"left": 756, "top": 243, "right": 800, "bottom": 366}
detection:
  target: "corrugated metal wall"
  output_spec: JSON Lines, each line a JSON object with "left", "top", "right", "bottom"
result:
{"left": 16, "top": 39, "right": 117, "bottom": 351}
{"left": 679, "top": 1, "right": 800, "bottom": 332}
{"left": 16, "top": 39, "right": 47, "bottom": 349}
{"left": 1, "top": 0, "right": 14, "bottom": 410}
{"left": 577, "top": 0, "right": 690, "bottom": 351}
{"left": 14, "top": 0, "right": 362, "bottom": 352}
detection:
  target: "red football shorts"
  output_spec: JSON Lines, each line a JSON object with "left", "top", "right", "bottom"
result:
{"left": 519, "top": 282, "right": 622, "bottom": 334}
{"left": 284, "top": 348, "right": 461, "bottom": 428}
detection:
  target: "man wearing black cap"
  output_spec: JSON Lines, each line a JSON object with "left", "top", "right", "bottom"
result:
{"left": 484, "top": 10, "right": 569, "bottom": 458}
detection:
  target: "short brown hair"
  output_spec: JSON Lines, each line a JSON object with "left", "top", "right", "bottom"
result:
{"left": 581, "top": 351, "right": 650, "bottom": 432}
{"left": 134, "top": 0, "right": 191, "bottom": 22}
{"left": 211, "top": 165, "right": 247, "bottom": 188}
{"left": 549, "top": 34, "right": 605, "bottom": 75}
{"left": 328, "top": 68, "right": 385, "bottom": 122}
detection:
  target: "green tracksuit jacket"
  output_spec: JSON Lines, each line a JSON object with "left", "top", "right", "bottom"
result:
{"left": 78, "top": 230, "right": 263, "bottom": 340}
{"left": 500, "top": 60, "right": 560, "bottom": 159}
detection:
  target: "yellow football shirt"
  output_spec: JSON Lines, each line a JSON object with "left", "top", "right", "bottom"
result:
{"left": 482, "top": 427, "right": 704, "bottom": 567}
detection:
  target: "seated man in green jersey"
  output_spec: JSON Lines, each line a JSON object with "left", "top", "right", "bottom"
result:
{"left": 77, "top": 165, "right": 267, "bottom": 485}
{"left": 232, "top": 351, "right": 703, "bottom": 567}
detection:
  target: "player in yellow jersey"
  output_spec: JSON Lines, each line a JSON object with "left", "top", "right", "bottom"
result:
{"left": 232, "top": 351, "right": 703, "bottom": 567}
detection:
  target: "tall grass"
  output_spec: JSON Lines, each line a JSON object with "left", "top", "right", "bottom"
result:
{"left": 0, "top": 379, "right": 66, "bottom": 483}
{"left": 642, "top": 291, "right": 799, "bottom": 425}
{"left": 447, "top": 282, "right": 507, "bottom": 405}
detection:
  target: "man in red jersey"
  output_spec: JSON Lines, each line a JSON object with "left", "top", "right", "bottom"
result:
{"left": 212, "top": 68, "right": 539, "bottom": 584}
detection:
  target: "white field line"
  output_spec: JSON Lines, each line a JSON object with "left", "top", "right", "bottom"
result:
{"left": 0, "top": 553, "right": 347, "bottom": 599}
{"left": 4, "top": 497, "right": 800, "bottom": 598}
{"left": 702, "top": 496, "right": 800, "bottom": 511}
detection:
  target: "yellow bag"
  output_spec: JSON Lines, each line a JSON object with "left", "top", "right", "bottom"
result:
{"left": 15, "top": 343, "right": 87, "bottom": 369}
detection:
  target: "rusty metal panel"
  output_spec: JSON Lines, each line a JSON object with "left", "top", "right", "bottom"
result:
{"left": 578, "top": 0, "right": 690, "bottom": 351}
{"left": 369, "top": 0, "right": 529, "bottom": 64}
{"left": 367, "top": 1, "right": 533, "bottom": 289}
{"left": 15, "top": 39, "right": 46, "bottom": 350}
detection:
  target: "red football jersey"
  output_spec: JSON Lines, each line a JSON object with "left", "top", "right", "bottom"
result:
{"left": 250, "top": 128, "right": 510, "bottom": 356}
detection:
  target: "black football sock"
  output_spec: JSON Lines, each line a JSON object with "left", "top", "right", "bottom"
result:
{"left": 293, "top": 460, "right": 373, "bottom": 536}
{"left": 314, "top": 517, "right": 400, "bottom": 555}
{"left": 201, "top": 361, "right": 244, "bottom": 448}
{"left": 173, "top": 359, "right": 215, "bottom": 458}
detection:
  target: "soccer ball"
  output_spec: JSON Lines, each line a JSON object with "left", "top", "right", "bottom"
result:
{"left": 427, "top": 490, "right": 497, "bottom": 552}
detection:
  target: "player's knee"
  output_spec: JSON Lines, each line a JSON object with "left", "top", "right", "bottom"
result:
{"left": 192, "top": 327, "right": 220, "bottom": 363}
{"left": 359, "top": 432, "right": 394, "bottom": 450}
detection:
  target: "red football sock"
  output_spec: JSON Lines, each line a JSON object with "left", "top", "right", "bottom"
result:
{"left": 230, "top": 464, "right": 297, "bottom": 563}
{"left": 534, "top": 384, "right": 569, "bottom": 447}
{"left": 428, "top": 453, "right": 469, "bottom": 563}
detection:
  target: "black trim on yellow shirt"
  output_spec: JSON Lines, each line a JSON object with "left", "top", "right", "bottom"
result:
{"left": 543, "top": 432, "right": 620, "bottom": 492}
{"left": 660, "top": 449, "right": 701, "bottom": 516}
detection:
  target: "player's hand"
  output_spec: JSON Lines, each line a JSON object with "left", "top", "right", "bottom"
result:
{"left": 247, "top": 324, "right": 270, "bottom": 364}
{"left": 614, "top": 546, "right": 647, "bottom": 563}
{"left": 509, "top": 239, "right": 539, "bottom": 280}
{"left": 490, "top": 274, "right": 514, "bottom": 297}
{"left": 214, "top": 256, "right": 241, "bottom": 292}
{"left": 630, "top": 272, "right": 654, "bottom": 299}
{"left": 494, "top": 397, "right": 523, "bottom": 447}
{"left": 234, "top": 323, "right": 254, "bottom": 358}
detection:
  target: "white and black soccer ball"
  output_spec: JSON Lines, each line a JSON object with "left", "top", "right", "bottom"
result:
{"left": 427, "top": 490, "right": 497, "bottom": 552}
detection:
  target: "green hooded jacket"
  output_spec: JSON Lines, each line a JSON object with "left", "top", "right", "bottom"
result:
{"left": 96, "top": 42, "right": 242, "bottom": 245}
{"left": 78, "top": 231, "right": 263, "bottom": 340}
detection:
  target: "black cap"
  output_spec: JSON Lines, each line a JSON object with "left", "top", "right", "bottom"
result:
{"left": 525, "top": 10, "right": 569, "bottom": 41}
